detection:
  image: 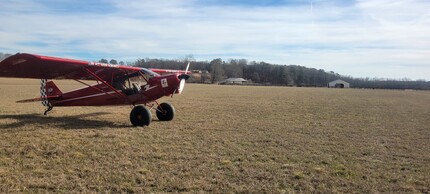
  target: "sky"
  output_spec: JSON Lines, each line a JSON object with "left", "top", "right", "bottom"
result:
{"left": 0, "top": 0, "right": 429, "bottom": 80}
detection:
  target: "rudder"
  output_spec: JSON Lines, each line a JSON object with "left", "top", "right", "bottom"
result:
{"left": 44, "top": 80, "right": 63, "bottom": 97}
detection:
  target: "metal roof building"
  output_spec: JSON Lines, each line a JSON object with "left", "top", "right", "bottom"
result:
{"left": 328, "top": 79, "right": 350, "bottom": 88}
{"left": 220, "top": 78, "right": 247, "bottom": 84}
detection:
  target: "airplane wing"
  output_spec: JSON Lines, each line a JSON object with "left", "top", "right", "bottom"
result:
{"left": 0, "top": 53, "right": 143, "bottom": 81}
{"left": 149, "top": 68, "right": 191, "bottom": 75}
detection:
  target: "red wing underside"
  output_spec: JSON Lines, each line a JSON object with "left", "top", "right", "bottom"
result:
{"left": 0, "top": 53, "right": 142, "bottom": 81}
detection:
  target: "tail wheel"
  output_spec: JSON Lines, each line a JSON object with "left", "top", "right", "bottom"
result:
{"left": 130, "top": 105, "right": 152, "bottom": 126}
{"left": 156, "top": 102, "right": 175, "bottom": 121}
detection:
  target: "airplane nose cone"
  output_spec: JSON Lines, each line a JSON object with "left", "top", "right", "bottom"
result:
{"left": 178, "top": 74, "right": 190, "bottom": 80}
{"left": 177, "top": 74, "right": 190, "bottom": 94}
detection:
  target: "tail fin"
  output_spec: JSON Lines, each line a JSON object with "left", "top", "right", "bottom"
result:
{"left": 16, "top": 80, "right": 62, "bottom": 103}
{"left": 44, "top": 80, "right": 62, "bottom": 97}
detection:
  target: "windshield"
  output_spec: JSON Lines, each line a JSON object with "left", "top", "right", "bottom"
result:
{"left": 140, "top": 68, "right": 159, "bottom": 77}
{"left": 112, "top": 70, "right": 155, "bottom": 95}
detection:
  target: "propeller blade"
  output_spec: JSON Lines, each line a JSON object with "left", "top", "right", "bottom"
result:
{"left": 185, "top": 62, "right": 190, "bottom": 74}
{"left": 178, "top": 79, "right": 185, "bottom": 94}
{"left": 177, "top": 62, "right": 190, "bottom": 94}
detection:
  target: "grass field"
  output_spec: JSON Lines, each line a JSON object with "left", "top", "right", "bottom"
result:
{"left": 0, "top": 78, "right": 429, "bottom": 193}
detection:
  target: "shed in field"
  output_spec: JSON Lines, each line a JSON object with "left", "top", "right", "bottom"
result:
{"left": 220, "top": 78, "right": 247, "bottom": 85}
{"left": 328, "top": 79, "right": 350, "bottom": 88}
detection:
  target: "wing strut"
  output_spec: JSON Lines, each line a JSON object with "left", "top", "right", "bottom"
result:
{"left": 82, "top": 67, "right": 127, "bottom": 99}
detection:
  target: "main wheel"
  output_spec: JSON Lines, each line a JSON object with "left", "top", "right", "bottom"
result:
{"left": 130, "top": 105, "right": 152, "bottom": 126}
{"left": 156, "top": 102, "right": 175, "bottom": 121}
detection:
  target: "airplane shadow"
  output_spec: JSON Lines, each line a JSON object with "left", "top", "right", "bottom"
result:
{"left": 0, "top": 112, "right": 132, "bottom": 130}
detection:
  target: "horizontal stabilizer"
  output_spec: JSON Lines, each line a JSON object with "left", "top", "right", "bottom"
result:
{"left": 16, "top": 95, "right": 61, "bottom": 103}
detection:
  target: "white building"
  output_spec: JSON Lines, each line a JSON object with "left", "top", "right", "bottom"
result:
{"left": 328, "top": 79, "right": 350, "bottom": 88}
{"left": 220, "top": 78, "right": 247, "bottom": 84}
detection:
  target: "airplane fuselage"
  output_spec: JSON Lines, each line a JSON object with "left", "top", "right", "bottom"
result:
{"left": 49, "top": 73, "right": 182, "bottom": 107}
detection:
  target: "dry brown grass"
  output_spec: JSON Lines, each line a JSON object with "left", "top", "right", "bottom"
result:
{"left": 0, "top": 78, "right": 429, "bottom": 193}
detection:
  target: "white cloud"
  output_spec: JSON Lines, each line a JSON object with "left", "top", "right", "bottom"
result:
{"left": 0, "top": 0, "right": 429, "bottom": 79}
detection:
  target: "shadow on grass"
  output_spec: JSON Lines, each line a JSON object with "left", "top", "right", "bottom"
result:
{"left": 0, "top": 112, "right": 132, "bottom": 130}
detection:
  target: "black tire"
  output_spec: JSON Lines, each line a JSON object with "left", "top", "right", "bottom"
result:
{"left": 130, "top": 105, "right": 152, "bottom": 126}
{"left": 156, "top": 102, "right": 175, "bottom": 121}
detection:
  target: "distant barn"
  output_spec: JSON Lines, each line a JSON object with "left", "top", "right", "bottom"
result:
{"left": 220, "top": 78, "right": 247, "bottom": 85}
{"left": 328, "top": 79, "right": 350, "bottom": 88}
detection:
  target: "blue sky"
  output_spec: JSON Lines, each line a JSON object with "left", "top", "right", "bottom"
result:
{"left": 1, "top": 0, "right": 429, "bottom": 80}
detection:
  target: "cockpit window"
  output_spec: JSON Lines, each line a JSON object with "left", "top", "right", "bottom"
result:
{"left": 141, "top": 68, "right": 159, "bottom": 77}
{"left": 112, "top": 68, "right": 158, "bottom": 95}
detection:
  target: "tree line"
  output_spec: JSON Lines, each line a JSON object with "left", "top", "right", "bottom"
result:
{"left": 0, "top": 53, "right": 12, "bottom": 61}
{"left": 127, "top": 57, "right": 430, "bottom": 90}
{"left": 1, "top": 52, "right": 428, "bottom": 90}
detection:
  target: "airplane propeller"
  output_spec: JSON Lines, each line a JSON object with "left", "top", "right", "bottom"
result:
{"left": 177, "top": 62, "right": 190, "bottom": 94}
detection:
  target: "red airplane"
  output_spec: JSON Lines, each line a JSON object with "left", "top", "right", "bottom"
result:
{"left": 0, "top": 53, "right": 191, "bottom": 126}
